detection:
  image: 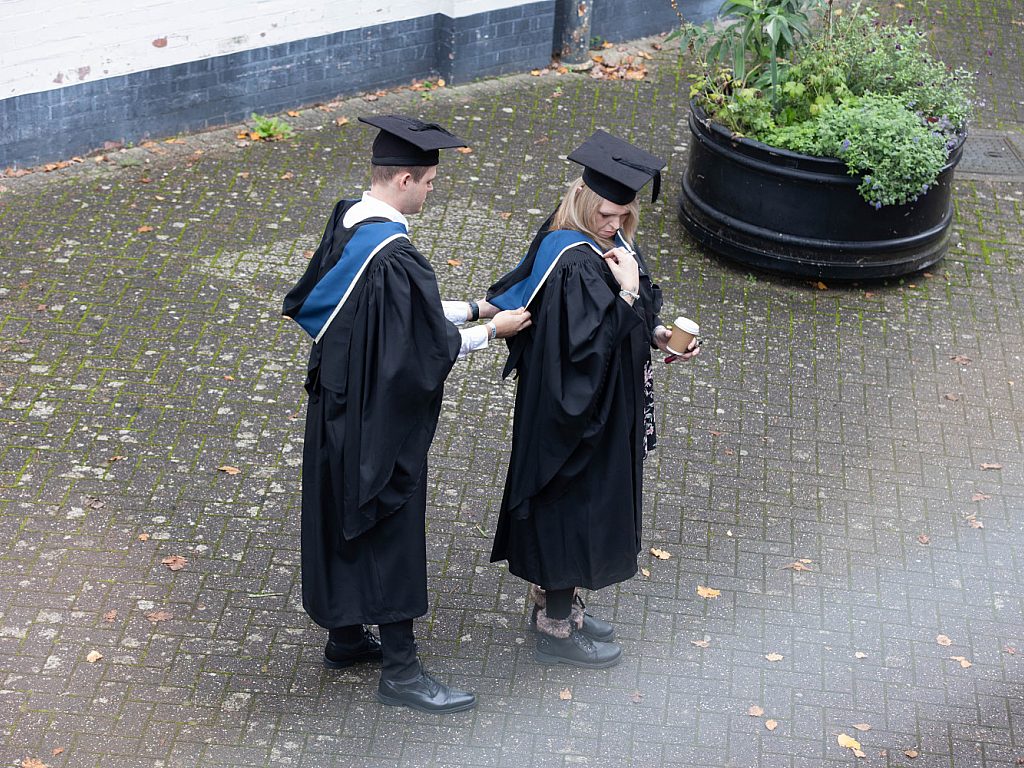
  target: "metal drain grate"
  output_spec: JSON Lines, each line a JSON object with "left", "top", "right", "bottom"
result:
{"left": 958, "top": 133, "right": 1024, "bottom": 177}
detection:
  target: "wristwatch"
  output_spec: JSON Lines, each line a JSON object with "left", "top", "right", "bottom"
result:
{"left": 619, "top": 288, "right": 640, "bottom": 301}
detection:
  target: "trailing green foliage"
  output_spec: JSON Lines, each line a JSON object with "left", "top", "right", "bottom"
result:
{"left": 769, "top": 94, "right": 949, "bottom": 207}
{"left": 678, "top": 1, "right": 975, "bottom": 207}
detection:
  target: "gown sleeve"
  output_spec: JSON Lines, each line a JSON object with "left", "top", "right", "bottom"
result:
{"left": 502, "top": 248, "right": 643, "bottom": 516}
{"left": 316, "top": 239, "right": 462, "bottom": 539}
{"left": 634, "top": 243, "right": 664, "bottom": 347}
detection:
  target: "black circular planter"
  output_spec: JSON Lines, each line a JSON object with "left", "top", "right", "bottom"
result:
{"left": 678, "top": 102, "right": 966, "bottom": 280}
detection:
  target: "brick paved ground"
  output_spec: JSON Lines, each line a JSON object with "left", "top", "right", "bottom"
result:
{"left": 1, "top": 1, "right": 1023, "bottom": 766}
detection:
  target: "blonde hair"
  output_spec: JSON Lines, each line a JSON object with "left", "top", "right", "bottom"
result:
{"left": 550, "top": 177, "right": 640, "bottom": 249}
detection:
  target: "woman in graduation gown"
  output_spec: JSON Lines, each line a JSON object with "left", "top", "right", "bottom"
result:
{"left": 487, "top": 131, "right": 700, "bottom": 667}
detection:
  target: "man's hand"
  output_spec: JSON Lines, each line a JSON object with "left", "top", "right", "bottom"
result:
{"left": 654, "top": 325, "right": 700, "bottom": 363}
{"left": 476, "top": 299, "right": 499, "bottom": 319}
{"left": 492, "top": 308, "right": 531, "bottom": 338}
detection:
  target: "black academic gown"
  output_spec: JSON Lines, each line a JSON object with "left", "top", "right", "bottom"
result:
{"left": 283, "top": 200, "right": 461, "bottom": 628}
{"left": 488, "top": 229, "right": 662, "bottom": 591}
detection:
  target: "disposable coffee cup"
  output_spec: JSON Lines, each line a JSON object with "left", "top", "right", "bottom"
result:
{"left": 667, "top": 316, "right": 699, "bottom": 356}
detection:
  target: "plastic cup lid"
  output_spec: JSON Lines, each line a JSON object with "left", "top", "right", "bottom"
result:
{"left": 673, "top": 316, "right": 699, "bottom": 334}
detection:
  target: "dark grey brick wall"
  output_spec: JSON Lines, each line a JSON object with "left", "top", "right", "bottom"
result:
{"left": 448, "top": 3, "right": 556, "bottom": 82}
{"left": 592, "top": 0, "right": 718, "bottom": 43}
{"left": 0, "top": 2, "right": 554, "bottom": 169}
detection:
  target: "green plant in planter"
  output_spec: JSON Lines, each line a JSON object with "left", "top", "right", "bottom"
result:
{"left": 831, "top": 10, "right": 973, "bottom": 129}
{"left": 770, "top": 94, "right": 949, "bottom": 207}
{"left": 675, "top": 0, "right": 974, "bottom": 207}
{"left": 672, "top": 0, "right": 821, "bottom": 101}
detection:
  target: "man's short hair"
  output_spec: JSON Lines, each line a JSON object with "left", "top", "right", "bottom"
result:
{"left": 371, "top": 164, "right": 433, "bottom": 186}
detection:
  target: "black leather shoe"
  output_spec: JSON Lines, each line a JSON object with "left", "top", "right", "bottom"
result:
{"left": 323, "top": 627, "right": 383, "bottom": 669}
{"left": 530, "top": 604, "right": 615, "bottom": 643}
{"left": 376, "top": 670, "right": 477, "bottom": 714}
{"left": 535, "top": 629, "right": 622, "bottom": 668}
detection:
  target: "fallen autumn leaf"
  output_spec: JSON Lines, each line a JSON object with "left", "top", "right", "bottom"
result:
{"left": 696, "top": 585, "right": 720, "bottom": 599}
{"left": 837, "top": 734, "right": 862, "bottom": 750}
{"left": 781, "top": 561, "right": 812, "bottom": 571}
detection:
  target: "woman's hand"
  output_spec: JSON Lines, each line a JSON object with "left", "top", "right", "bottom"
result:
{"left": 601, "top": 247, "right": 640, "bottom": 294}
{"left": 491, "top": 308, "right": 532, "bottom": 338}
{"left": 654, "top": 324, "right": 700, "bottom": 363}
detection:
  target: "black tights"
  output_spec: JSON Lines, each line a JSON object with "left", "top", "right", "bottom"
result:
{"left": 544, "top": 587, "right": 574, "bottom": 620}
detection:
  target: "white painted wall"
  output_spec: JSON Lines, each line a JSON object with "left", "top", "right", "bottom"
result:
{"left": 0, "top": 0, "right": 534, "bottom": 99}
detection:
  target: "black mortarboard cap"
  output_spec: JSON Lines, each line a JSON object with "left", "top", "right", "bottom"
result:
{"left": 567, "top": 130, "right": 666, "bottom": 204}
{"left": 358, "top": 114, "right": 468, "bottom": 166}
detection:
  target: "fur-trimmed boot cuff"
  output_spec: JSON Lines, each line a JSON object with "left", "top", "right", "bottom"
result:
{"left": 570, "top": 598, "right": 584, "bottom": 631}
{"left": 535, "top": 612, "right": 572, "bottom": 639}
{"left": 529, "top": 584, "right": 546, "bottom": 609}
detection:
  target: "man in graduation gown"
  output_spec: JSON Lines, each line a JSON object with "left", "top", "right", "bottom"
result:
{"left": 486, "top": 131, "right": 700, "bottom": 668}
{"left": 282, "top": 115, "right": 530, "bottom": 713}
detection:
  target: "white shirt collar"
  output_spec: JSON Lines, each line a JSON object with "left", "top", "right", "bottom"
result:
{"left": 342, "top": 191, "right": 409, "bottom": 229}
